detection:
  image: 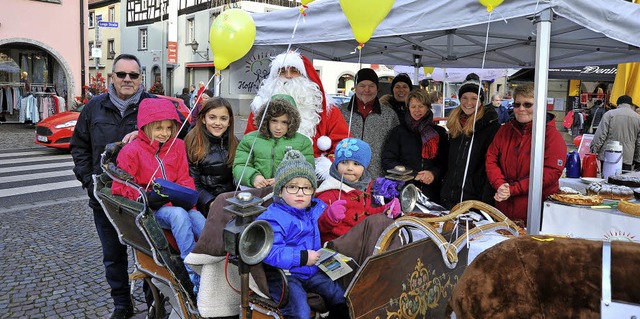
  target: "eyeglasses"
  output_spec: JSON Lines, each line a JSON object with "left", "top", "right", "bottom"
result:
{"left": 512, "top": 102, "right": 534, "bottom": 109}
{"left": 114, "top": 72, "right": 140, "bottom": 80}
{"left": 284, "top": 184, "right": 314, "bottom": 195}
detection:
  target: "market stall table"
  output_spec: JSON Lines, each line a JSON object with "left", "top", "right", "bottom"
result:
{"left": 540, "top": 200, "right": 640, "bottom": 241}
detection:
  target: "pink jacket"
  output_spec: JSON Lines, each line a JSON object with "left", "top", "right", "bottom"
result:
{"left": 112, "top": 98, "right": 195, "bottom": 202}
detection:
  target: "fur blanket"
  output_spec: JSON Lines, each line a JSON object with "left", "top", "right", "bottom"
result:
{"left": 448, "top": 236, "right": 640, "bottom": 319}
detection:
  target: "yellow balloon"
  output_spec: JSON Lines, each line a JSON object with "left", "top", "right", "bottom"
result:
{"left": 479, "top": 0, "right": 504, "bottom": 12}
{"left": 301, "top": 0, "right": 315, "bottom": 5}
{"left": 209, "top": 9, "right": 256, "bottom": 70}
{"left": 340, "top": 0, "right": 395, "bottom": 45}
{"left": 423, "top": 67, "right": 435, "bottom": 75}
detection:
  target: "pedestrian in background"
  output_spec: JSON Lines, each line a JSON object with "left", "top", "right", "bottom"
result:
{"left": 590, "top": 95, "right": 640, "bottom": 171}
{"left": 70, "top": 53, "right": 150, "bottom": 319}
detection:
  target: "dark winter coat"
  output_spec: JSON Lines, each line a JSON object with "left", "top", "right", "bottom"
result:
{"left": 440, "top": 107, "right": 500, "bottom": 209}
{"left": 380, "top": 94, "right": 408, "bottom": 126}
{"left": 189, "top": 130, "right": 236, "bottom": 214}
{"left": 486, "top": 113, "right": 567, "bottom": 223}
{"left": 70, "top": 91, "right": 155, "bottom": 209}
{"left": 381, "top": 122, "right": 448, "bottom": 202}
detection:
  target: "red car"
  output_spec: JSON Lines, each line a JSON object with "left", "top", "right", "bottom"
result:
{"left": 35, "top": 95, "right": 192, "bottom": 149}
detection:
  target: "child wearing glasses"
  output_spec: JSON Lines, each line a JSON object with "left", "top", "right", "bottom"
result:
{"left": 233, "top": 94, "right": 314, "bottom": 188}
{"left": 316, "top": 138, "right": 402, "bottom": 244}
{"left": 256, "top": 149, "right": 349, "bottom": 319}
{"left": 111, "top": 98, "right": 205, "bottom": 292}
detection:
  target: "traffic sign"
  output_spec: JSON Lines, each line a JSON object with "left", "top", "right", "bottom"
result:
{"left": 96, "top": 14, "right": 102, "bottom": 22}
{"left": 98, "top": 21, "right": 118, "bottom": 28}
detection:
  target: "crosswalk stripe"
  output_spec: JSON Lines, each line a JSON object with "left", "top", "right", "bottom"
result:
{"left": 0, "top": 170, "right": 75, "bottom": 183}
{"left": 0, "top": 150, "right": 51, "bottom": 158}
{"left": 0, "top": 180, "right": 81, "bottom": 198}
{"left": 0, "top": 154, "right": 72, "bottom": 165}
{"left": 0, "top": 162, "right": 76, "bottom": 174}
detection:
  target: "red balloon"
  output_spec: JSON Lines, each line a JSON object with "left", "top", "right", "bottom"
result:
{"left": 573, "top": 135, "right": 583, "bottom": 147}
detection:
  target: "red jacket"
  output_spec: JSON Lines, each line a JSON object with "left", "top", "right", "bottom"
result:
{"left": 112, "top": 99, "right": 195, "bottom": 203}
{"left": 316, "top": 176, "right": 386, "bottom": 243}
{"left": 485, "top": 114, "right": 566, "bottom": 223}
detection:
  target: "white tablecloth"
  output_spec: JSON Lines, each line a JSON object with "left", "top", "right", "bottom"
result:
{"left": 540, "top": 201, "right": 640, "bottom": 241}
{"left": 559, "top": 177, "right": 588, "bottom": 193}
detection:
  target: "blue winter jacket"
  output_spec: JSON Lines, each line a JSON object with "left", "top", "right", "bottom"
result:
{"left": 257, "top": 197, "right": 327, "bottom": 280}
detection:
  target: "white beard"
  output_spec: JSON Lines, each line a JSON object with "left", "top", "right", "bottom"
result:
{"left": 251, "top": 76, "right": 322, "bottom": 139}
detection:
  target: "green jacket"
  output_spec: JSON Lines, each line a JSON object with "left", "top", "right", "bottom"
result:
{"left": 233, "top": 131, "right": 314, "bottom": 187}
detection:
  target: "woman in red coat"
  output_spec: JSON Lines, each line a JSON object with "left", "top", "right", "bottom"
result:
{"left": 485, "top": 83, "right": 567, "bottom": 225}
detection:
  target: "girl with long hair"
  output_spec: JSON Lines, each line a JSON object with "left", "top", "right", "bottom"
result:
{"left": 185, "top": 97, "right": 239, "bottom": 215}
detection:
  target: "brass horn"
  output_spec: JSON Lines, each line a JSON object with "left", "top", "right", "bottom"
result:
{"left": 238, "top": 220, "right": 274, "bottom": 265}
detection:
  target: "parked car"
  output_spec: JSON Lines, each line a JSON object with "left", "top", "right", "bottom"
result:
{"left": 35, "top": 95, "right": 191, "bottom": 149}
{"left": 444, "top": 98, "right": 460, "bottom": 117}
{"left": 329, "top": 94, "right": 351, "bottom": 105}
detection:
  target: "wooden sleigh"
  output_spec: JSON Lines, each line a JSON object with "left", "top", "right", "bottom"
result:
{"left": 239, "top": 199, "right": 521, "bottom": 319}
{"left": 93, "top": 142, "right": 202, "bottom": 319}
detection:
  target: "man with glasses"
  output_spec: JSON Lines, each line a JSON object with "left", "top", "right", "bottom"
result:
{"left": 70, "top": 54, "right": 151, "bottom": 319}
{"left": 485, "top": 83, "right": 566, "bottom": 227}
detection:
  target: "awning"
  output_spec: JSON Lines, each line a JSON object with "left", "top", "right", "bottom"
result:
{"left": 510, "top": 65, "right": 618, "bottom": 82}
{"left": 185, "top": 62, "right": 214, "bottom": 68}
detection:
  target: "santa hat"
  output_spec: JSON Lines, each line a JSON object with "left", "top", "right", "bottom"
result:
{"left": 268, "top": 51, "right": 332, "bottom": 113}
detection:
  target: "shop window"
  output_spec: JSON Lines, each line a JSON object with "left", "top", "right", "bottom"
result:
{"left": 186, "top": 18, "right": 195, "bottom": 45}
{"left": 89, "top": 11, "right": 95, "bottom": 28}
{"left": 109, "top": 6, "right": 116, "bottom": 22}
{"left": 107, "top": 40, "right": 116, "bottom": 60}
{"left": 139, "top": 28, "right": 148, "bottom": 51}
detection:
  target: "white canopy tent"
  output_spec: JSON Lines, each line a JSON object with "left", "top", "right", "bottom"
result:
{"left": 250, "top": 0, "right": 640, "bottom": 232}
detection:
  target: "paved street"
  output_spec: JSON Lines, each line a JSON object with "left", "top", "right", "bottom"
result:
{"left": 0, "top": 124, "right": 150, "bottom": 319}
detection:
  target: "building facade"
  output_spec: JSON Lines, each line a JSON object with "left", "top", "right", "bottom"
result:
{"left": 0, "top": 0, "right": 86, "bottom": 121}
{"left": 87, "top": 0, "right": 122, "bottom": 93}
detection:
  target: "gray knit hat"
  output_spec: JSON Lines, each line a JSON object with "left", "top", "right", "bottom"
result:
{"left": 274, "top": 149, "right": 317, "bottom": 195}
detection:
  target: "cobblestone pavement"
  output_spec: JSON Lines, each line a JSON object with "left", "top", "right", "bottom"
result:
{"left": 0, "top": 200, "right": 153, "bottom": 319}
{"left": 0, "top": 123, "right": 39, "bottom": 150}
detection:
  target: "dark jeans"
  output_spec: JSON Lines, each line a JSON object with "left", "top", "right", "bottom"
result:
{"left": 93, "top": 207, "right": 132, "bottom": 310}
{"left": 267, "top": 270, "right": 347, "bottom": 319}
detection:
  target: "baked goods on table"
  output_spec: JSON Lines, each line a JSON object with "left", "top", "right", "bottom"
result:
{"left": 617, "top": 200, "right": 640, "bottom": 216}
{"left": 559, "top": 186, "right": 581, "bottom": 195}
{"left": 586, "top": 182, "right": 634, "bottom": 200}
{"left": 608, "top": 173, "right": 640, "bottom": 187}
{"left": 634, "top": 188, "right": 640, "bottom": 200}
{"left": 549, "top": 193, "right": 604, "bottom": 206}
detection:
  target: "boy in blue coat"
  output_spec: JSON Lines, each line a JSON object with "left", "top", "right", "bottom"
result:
{"left": 256, "top": 149, "right": 348, "bottom": 319}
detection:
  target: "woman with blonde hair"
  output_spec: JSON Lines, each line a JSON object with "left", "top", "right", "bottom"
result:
{"left": 440, "top": 74, "right": 500, "bottom": 209}
{"left": 185, "top": 97, "right": 238, "bottom": 215}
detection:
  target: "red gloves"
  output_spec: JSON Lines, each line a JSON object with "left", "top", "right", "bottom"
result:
{"left": 385, "top": 198, "right": 402, "bottom": 219}
{"left": 327, "top": 200, "right": 347, "bottom": 223}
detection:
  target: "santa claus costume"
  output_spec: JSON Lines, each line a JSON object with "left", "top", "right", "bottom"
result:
{"left": 244, "top": 51, "right": 350, "bottom": 179}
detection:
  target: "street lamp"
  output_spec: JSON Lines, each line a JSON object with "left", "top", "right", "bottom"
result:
{"left": 189, "top": 40, "right": 209, "bottom": 60}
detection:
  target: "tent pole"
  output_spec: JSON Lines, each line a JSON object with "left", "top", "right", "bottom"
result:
{"left": 527, "top": 8, "right": 553, "bottom": 234}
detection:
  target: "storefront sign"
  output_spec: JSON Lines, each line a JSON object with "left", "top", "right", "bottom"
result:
{"left": 228, "top": 47, "right": 280, "bottom": 95}
{"left": 167, "top": 42, "right": 178, "bottom": 65}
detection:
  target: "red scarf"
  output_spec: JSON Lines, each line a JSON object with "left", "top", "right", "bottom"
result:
{"left": 406, "top": 111, "right": 439, "bottom": 159}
